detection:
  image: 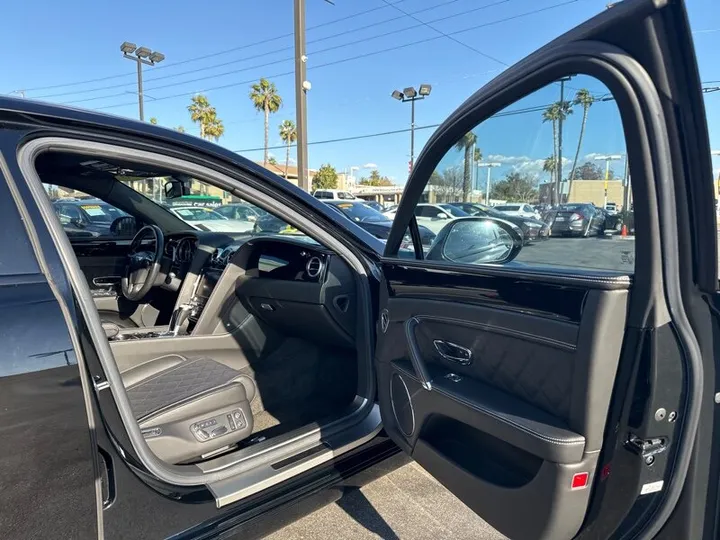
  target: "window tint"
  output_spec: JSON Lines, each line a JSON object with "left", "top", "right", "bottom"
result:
{"left": 399, "top": 75, "right": 632, "bottom": 272}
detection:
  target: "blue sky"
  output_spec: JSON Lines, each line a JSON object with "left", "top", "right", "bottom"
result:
{"left": 1, "top": 0, "right": 718, "bottom": 184}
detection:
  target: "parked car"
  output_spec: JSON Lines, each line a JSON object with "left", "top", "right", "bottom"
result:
{"left": 215, "top": 203, "right": 263, "bottom": 221}
{"left": 168, "top": 205, "right": 255, "bottom": 232}
{"left": 325, "top": 200, "right": 436, "bottom": 248}
{"left": 449, "top": 202, "right": 549, "bottom": 244}
{"left": 361, "top": 200, "right": 386, "bottom": 212}
{"left": 604, "top": 202, "right": 618, "bottom": 215}
{"left": 0, "top": 3, "right": 716, "bottom": 540}
{"left": 545, "top": 203, "right": 622, "bottom": 237}
{"left": 493, "top": 202, "right": 542, "bottom": 219}
{"left": 52, "top": 198, "right": 128, "bottom": 237}
{"left": 312, "top": 189, "right": 357, "bottom": 200}
{"left": 400, "top": 202, "right": 471, "bottom": 234}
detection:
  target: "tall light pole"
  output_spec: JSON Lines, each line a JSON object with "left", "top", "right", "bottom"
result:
{"left": 392, "top": 84, "right": 432, "bottom": 178}
{"left": 293, "top": 0, "right": 311, "bottom": 192}
{"left": 594, "top": 154, "right": 623, "bottom": 207}
{"left": 121, "top": 42, "right": 164, "bottom": 121}
{"left": 477, "top": 162, "right": 501, "bottom": 205}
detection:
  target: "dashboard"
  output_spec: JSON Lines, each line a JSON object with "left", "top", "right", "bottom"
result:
{"left": 164, "top": 232, "right": 357, "bottom": 347}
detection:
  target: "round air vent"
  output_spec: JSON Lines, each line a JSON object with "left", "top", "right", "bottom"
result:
{"left": 305, "top": 256, "right": 323, "bottom": 279}
{"left": 390, "top": 372, "right": 415, "bottom": 437}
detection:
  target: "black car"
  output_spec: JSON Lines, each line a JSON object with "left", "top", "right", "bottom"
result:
{"left": 361, "top": 200, "right": 386, "bottom": 212}
{"left": 545, "top": 203, "right": 622, "bottom": 237}
{"left": 52, "top": 198, "right": 129, "bottom": 238}
{"left": 324, "top": 200, "right": 436, "bottom": 247}
{"left": 1, "top": 3, "right": 718, "bottom": 540}
{"left": 449, "top": 202, "right": 549, "bottom": 243}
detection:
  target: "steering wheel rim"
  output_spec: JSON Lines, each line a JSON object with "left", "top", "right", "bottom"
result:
{"left": 121, "top": 225, "right": 164, "bottom": 302}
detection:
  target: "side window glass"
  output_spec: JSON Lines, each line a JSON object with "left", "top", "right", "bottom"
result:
{"left": 43, "top": 185, "right": 137, "bottom": 240}
{"left": 414, "top": 75, "right": 632, "bottom": 272}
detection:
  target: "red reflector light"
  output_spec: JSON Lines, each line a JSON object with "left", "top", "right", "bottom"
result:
{"left": 571, "top": 472, "right": 589, "bottom": 490}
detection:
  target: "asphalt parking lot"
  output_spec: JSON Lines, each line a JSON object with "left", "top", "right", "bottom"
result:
{"left": 268, "top": 462, "right": 507, "bottom": 540}
{"left": 516, "top": 234, "right": 636, "bottom": 272}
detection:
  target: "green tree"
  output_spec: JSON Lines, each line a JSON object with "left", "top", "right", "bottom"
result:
{"left": 312, "top": 164, "right": 338, "bottom": 191}
{"left": 249, "top": 78, "right": 283, "bottom": 166}
{"left": 278, "top": 119, "right": 297, "bottom": 179}
{"left": 359, "top": 170, "right": 392, "bottom": 186}
{"left": 149, "top": 117, "right": 158, "bottom": 125}
{"left": 187, "top": 94, "right": 224, "bottom": 141}
{"left": 568, "top": 89, "right": 595, "bottom": 194}
{"left": 490, "top": 172, "right": 538, "bottom": 202}
{"left": 429, "top": 166, "right": 463, "bottom": 203}
{"left": 454, "top": 132, "right": 478, "bottom": 201}
{"left": 175, "top": 126, "right": 186, "bottom": 133}
{"left": 543, "top": 156, "right": 557, "bottom": 181}
{"left": 473, "top": 147, "right": 483, "bottom": 192}
{"left": 574, "top": 161, "right": 613, "bottom": 180}
{"left": 268, "top": 156, "right": 278, "bottom": 165}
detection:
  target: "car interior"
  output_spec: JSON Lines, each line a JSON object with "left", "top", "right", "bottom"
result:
{"left": 35, "top": 150, "right": 368, "bottom": 468}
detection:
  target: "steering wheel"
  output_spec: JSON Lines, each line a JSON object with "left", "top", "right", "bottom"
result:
{"left": 122, "top": 225, "right": 164, "bottom": 301}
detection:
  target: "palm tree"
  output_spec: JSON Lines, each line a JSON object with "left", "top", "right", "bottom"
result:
{"left": 568, "top": 89, "right": 594, "bottom": 197}
{"left": 249, "top": 78, "right": 283, "bottom": 166}
{"left": 278, "top": 120, "right": 297, "bottom": 179}
{"left": 542, "top": 105, "right": 559, "bottom": 204}
{"left": 149, "top": 117, "right": 158, "bottom": 125}
{"left": 542, "top": 101, "right": 573, "bottom": 204}
{"left": 188, "top": 94, "right": 224, "bottom": 141}
{"left": 454, "top": 132, "right": 478, "bottom": 201}
{"left": 175, "top": 126, "right": 186, "bottom": 133}
{"left": 542, "top": 156, "right": 557, "bottom": 204}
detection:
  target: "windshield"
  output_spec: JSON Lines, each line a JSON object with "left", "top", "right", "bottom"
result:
{"left": 330, "top": 202, "right": 388, "bottom": 222}
{"left": 173, "top": 207, "right": 227, "bottom": 221}
{"left": 495, "top": 205, "right": 521, "bottom": 211}
{"left": 439, "top": 204, "right": 470, "bottom": 217}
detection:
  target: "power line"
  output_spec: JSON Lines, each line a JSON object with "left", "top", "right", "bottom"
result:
{"left": 42, "top": 0, "right": 512, "bottom": 102}
{"left": 20, "top": 0, "right": 457, "bottom": 93}
{"left": 87, "top": 0, "right": 582, "bottom": 111}
{"left": 234, "top": 103, "right": 553, "bottom": 152}
{"left": 379, "top": 0, "right": 509, "bottom": 67}
{"left": 233, "top": 86, "right": 720, "bottom": 153}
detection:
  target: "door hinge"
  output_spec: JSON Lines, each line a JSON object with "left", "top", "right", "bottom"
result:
{"left": 625, "top": 434, "right": 667, "bottom": 465}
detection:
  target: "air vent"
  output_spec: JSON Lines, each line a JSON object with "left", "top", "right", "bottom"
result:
{"left": 305, "top": 256, "right": 323, "bottom": 279}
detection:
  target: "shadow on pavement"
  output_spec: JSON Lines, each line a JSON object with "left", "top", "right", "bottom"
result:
{"left": 336, "top": 488, "right": 400, "bottom": 540}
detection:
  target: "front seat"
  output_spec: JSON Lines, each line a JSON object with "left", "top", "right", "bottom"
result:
{"left": 122, "top": 355, "right": 256, "bottom": 464}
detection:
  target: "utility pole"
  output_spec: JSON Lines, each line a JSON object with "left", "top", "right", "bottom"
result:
{"left": 121, "top": 42, "right": 165, "bottom": 122}
{"left": 294, "top": 0, "right": 310, "bottom": 192}
{"left": 557, "top": 76, "right": 571, "bottom": 203}
{"left": 477, "top": 162, "right": 501, "bottom": 205}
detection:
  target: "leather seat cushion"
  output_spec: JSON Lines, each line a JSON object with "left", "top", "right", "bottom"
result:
{"left": 126, "top": 356, "right": 243, "bottom": 421}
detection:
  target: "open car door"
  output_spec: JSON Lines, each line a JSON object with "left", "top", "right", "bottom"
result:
{"left": 375, "top": 1, "right": 718, "bottom": 539}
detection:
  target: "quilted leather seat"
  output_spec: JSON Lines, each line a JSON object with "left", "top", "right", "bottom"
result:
{"left": 122, "top": 355, "right": 255, "bottom": 463}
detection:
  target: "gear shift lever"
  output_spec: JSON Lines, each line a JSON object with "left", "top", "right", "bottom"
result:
{"left": 168, "top": 303, "right": 194, "bottom": 336}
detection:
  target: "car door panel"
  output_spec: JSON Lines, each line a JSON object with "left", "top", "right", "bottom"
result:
{"left": 376, "top": 265, "right": 629, "bottom": 539}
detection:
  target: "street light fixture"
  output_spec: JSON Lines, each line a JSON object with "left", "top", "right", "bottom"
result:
{"left": 121, "top": 42, "right": 165, "bottom": 121}
{"left": 476, "top": 162, "right": 501, "bottom": 205}
{"left": 391, "top": 84, "right": 432, "bottom": 178}
{"left": 594, "top": 154, "right": 623, "bottom": 207}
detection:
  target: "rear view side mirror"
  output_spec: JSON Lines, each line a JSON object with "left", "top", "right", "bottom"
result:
{"left": 426, "top": 217, "right": 524, "bottom": 265}
{"left": 247, "top": 215, "right": 257, "bottom": 222}
{"left": 164, "top": 178, "right": 191, "bottom": 199}
{"left": 70, "top": 217, "right": 85, "bottom": 228}
{"left": 436, "top": 212, "right": 449, "bottom": 219}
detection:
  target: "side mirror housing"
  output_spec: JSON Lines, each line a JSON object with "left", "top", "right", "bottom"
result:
{"left": 426, "top": 217, "right": 524, "bottom": 265}
{"left": 436, "top": 212, "right": 449, "bottom": 219}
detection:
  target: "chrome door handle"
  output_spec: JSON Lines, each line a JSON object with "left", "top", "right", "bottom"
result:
{"left": 433, "top": 340, "right": 473, "bottom": 366}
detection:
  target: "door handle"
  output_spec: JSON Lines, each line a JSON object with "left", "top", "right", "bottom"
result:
{"left": 433, "top": 340, "right": 473, "bottom": 366}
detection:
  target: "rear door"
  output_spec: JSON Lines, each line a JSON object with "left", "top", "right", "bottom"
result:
{"left": 375, "top": 1, "right": 716, "bottom": 539}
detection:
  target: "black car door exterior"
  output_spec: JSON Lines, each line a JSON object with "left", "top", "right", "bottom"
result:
{"left": 376, "top": 1, "right": 717, "bottom": 539}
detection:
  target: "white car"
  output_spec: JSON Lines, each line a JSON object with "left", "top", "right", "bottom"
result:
{"left": 410, "top": 203, "right": 471, "bottom": 234}
{"left": 493, "top": 203, "right": 541, "bottom": 219}
{"left": 168, "top": 206, "right": 255, "bottom": 232}
{"left": 312, "top": 189, "right": 357, "bottom": 201}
